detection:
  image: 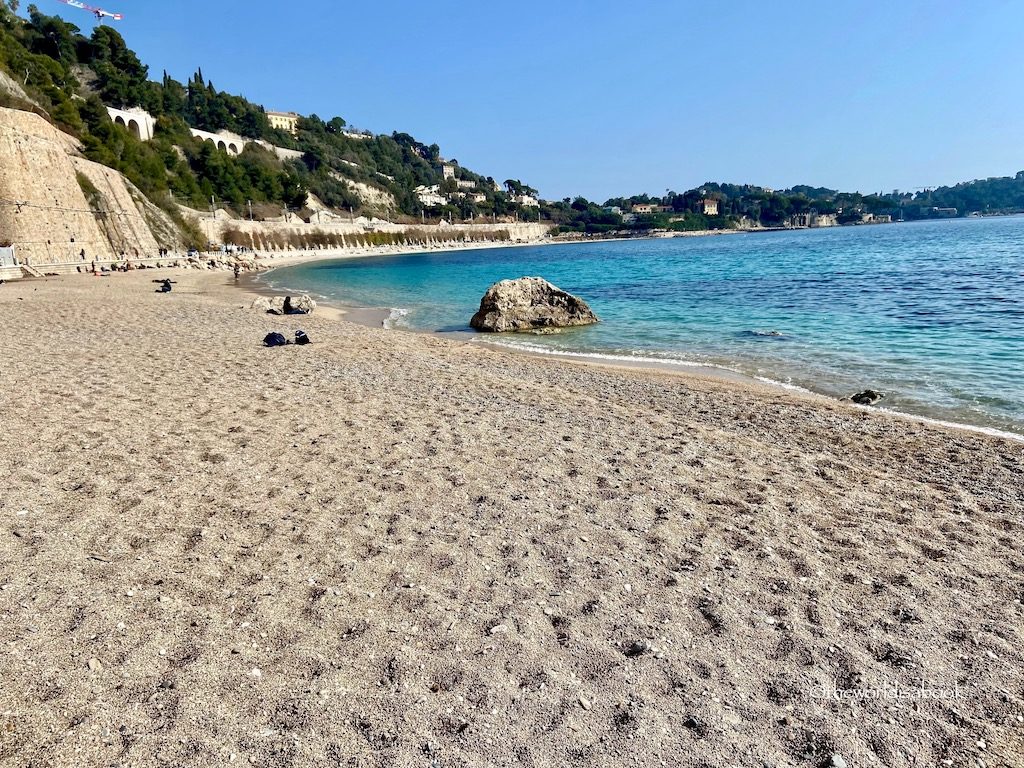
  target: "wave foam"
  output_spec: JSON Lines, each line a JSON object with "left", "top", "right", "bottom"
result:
{"left": 383, "top": 307, "right": 410, "bottom": 330}
{"left": 483, "top": 338, "right": 737, "bottom": 371}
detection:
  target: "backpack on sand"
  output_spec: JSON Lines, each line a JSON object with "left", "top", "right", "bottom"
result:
{"left": 263, "top": 332, "right": 288, "bottom": 347}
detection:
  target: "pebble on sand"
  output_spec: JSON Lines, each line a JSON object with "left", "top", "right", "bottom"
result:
{"left": 624, "top": 640, "right": 651, "bottom": 658}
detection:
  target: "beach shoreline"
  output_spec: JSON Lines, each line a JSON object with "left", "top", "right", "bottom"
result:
{"left": 1, "top": 269, "right": 1022, "bottom": 767}
{"left": 247, "top": 245, "right": 1024, "bottom": 444}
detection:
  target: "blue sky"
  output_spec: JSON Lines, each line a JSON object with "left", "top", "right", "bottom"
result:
{"left": 51, "top": 0, "right": 1024, "bottom": 202}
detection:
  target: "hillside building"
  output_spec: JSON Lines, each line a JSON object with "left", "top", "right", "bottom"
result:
{"left": 267, "top": 111, "right": 300, "bottom": 135}
{"left": 632, "top": 203, "right": 672, "bottom": 214}
{"left": 415, "top": 185, "right": 447, "bottom": 208}
{"left": 699, "top": 198, "right": 719, "bottom": 216}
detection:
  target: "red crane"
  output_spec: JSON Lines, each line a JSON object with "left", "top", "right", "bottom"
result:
{"left": 56, "top": 0, "right": 123, "bottom": 21}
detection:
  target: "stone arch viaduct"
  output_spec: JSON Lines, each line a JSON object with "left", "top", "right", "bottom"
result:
{"left": 104, "top": 107, "right": 247, "bottom": 155}
{"left": 106, "top": 106, "right": 156, "bottom": 142}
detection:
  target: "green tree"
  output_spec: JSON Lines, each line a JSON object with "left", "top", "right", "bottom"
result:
{"left": 87, "top": 25, "right": 149, "bottom": 107}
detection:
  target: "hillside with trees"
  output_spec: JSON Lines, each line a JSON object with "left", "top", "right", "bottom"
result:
{"left": 603, "top": 174, "right": 1024, "bottom": 234}
{"left": 2, "top": 3, "right": 1023, "bottom": 238}
{"left": 0, "top": 3, "right": 542, "bottom": 224}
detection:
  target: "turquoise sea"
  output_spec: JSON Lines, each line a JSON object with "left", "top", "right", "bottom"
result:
{"left": 263, "top": 217, "right": 1024, "bottom": 436}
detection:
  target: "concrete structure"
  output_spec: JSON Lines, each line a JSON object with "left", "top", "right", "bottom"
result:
{"left": 514, "top": 194, "right": 540, "bottom": 208}
{"left": 106, "top": 106, "right": 156, "bottom": 142}
{"left": 253, "top": 139, "right": 303, "bottom": 161}
{"left": 442, "top": 164, "right": 457, "bottom": 180}
{"left": 456, "top": 179, "right": 475, "bottom": 190}
{"left": 603, "top": 206, "right": 622, "bottom": 215}
{"left": 858, "top": 213, "right": 894, "bottom": 224}
{"left": 699, "top": 198, "right": 719, "bottom": 216}
{"left": 267, "top": 111, "right": 300, "bottom": 135}
{"left": 189, "top": 127, "right": 247, "bottom": 156}
{"left": 789, "top": 212, "right": 838, "bottom": 228}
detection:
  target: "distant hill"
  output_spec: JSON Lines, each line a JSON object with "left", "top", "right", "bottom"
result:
{"left": 604, "top": 174, "right": 1024, "bottom": 233}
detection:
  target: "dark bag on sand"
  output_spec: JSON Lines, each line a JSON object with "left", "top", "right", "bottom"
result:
{"left": 263, "top": 332, "right": 288, "bottom": 347}
{"left": 295, "top": 330, "right": 311, "bottom": 345}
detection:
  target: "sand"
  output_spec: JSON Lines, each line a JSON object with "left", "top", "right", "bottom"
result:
{"left": 0, "top": 269, "right": 1021, "bottom": 768}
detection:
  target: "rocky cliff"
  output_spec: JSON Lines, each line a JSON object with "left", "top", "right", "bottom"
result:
{"left": 0, "top": 106, "right": 181, "bottom": 266}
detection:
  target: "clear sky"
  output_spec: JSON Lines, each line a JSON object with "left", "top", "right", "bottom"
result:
{"left": 50, "top": 0, "right": 1024, "bottom": 202}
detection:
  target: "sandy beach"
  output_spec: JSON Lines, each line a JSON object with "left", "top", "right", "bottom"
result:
{"left": 1, "top": 269, "right": 1022, "bottom": 768}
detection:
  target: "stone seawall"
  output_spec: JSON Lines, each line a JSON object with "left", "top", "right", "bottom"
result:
{"left": 0, "top": 106, "right": 181, "bottom": 265}
{"left": 191, "top": 212, "right": 551, "bottom": 250}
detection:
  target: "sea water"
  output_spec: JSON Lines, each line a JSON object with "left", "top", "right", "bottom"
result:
{"left": 263, "top": 216, "right": 1024, "bottom": 435}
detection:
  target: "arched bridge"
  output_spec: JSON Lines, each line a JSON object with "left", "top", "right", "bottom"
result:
{"left": 106, "top": 107, "right": 156, "bottom": 142}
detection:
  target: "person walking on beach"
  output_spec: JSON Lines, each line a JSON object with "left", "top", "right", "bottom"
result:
{"left": 234, "top": 264, "right": 241, "bottom": 281}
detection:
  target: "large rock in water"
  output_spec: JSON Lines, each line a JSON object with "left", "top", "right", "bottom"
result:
{"left": 470, "top": 277, "right": 599, "bottom": 333}
{"left": 849, "top": 389, "right": 885, "bottom": 406}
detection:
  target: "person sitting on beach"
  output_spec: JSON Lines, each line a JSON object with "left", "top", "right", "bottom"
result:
{"left": 154, "top": 278, "right": 174, "bottom": 293}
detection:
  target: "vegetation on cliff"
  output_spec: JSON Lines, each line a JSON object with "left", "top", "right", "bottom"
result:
{"left": 0, "top": 4, "right": 543, "bottom": 224}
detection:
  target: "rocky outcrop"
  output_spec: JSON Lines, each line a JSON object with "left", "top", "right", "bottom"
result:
{"left": 251, "top": 295, "right": 317, "bottom": 315}
{"left": 0, "top": 70, "right": 30, "bottom": 102}
{"left": 848, "top": 390, "right": 885, "bottom": 406}
{"left": 470, "top": 277, "right": 599, "bottom": 333}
